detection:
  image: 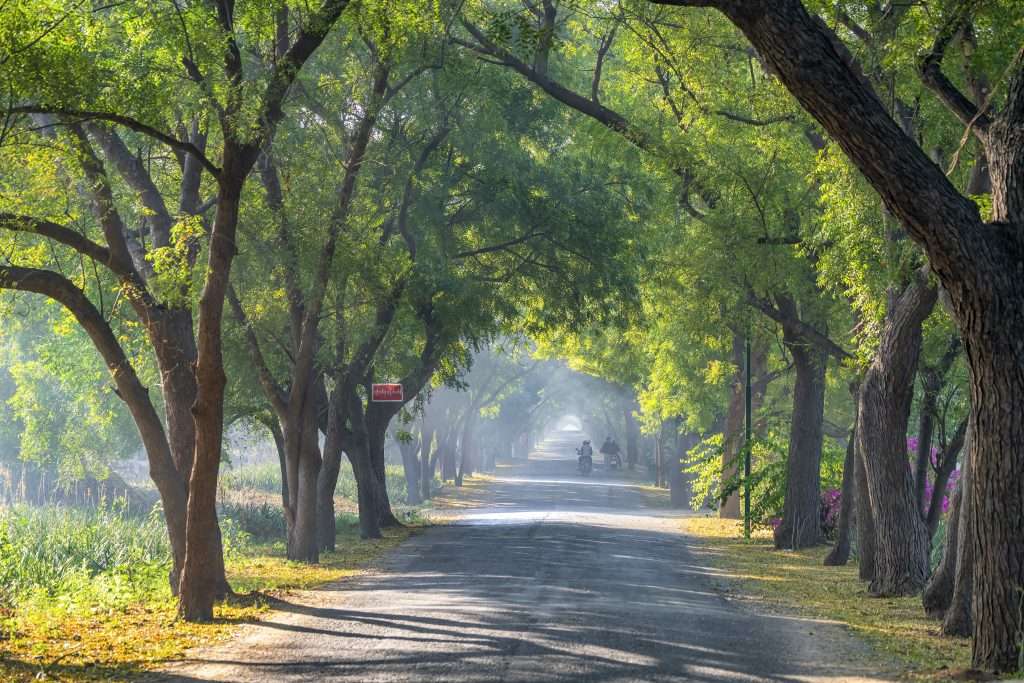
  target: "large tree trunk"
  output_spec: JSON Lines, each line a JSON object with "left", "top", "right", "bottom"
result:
{"left": 178, "top": 179, "right": 243, "bottom": 622}
{"left": 825, "top": 404, "right": 858, "bottom": 566}
{"left": 281, "top": 375, "right": 324, "bottom": 563}
{"left": 857, "top": 275, "right": 937, "bottom": 596}
{"left": 346, "top": 441, "right": 382, "bottom": 540}
{"left": 774, "top": 301, "right": 828, "bottom": 550}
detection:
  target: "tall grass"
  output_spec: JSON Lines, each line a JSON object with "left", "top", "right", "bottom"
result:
{"left": 0, "top": 501, "right": 170, "bottom": 611}
{"left": 220, "top": 460, "right": 411, "bottom": 505}
{"left": 0, "top": 458, "right": 413, "bottom": 613}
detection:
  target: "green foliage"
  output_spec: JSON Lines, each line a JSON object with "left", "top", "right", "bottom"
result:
{"left": 684, "top": 431, "right": 846, "bottom": 529}
{"left": 144, "top": 215, "right": 204, "bottom": 307}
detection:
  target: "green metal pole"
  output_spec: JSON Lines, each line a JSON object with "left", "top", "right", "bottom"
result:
{"left": 744, "top": 334, "right": 752, "bottom": 539}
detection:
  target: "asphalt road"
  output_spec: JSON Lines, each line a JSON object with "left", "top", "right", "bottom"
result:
{"left": 157, "top": 433, "right": 888, "bottom": 682}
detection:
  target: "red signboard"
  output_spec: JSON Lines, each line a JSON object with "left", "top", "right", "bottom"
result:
{"left": 371, "top": 383, "right": 404, "bottom": 402}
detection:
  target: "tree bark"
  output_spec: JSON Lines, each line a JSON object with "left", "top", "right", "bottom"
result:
{"left": 825, "top": 405, "right": 858, "bottom": 566}
{"left": 857, "top": 274, "right": 937, "bottom": 596}
{"left": 943, "top": 419, "right": 974, "bottom": 637}
{"left": 774, "top": 298, "right": 828, "bottom": 550}
{"left": 720, "top": 333, "right": 745, "bottom": 518}
{"left": 854, "top": 426, "right": 877, "bottom": 582}
{"left": 179, "top": 176, "right": 246, "bottom": 622}
{"left": 922, "top": 420, "right": 970, "bottom": 620}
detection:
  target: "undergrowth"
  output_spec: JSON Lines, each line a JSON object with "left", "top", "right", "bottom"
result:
{"left": 0, "top": 496, "right": 417, "bottom": 681}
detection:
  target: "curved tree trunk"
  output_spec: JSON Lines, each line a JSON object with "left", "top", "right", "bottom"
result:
{"left": 857, "top": 275, "right": 937, "bottom": 596}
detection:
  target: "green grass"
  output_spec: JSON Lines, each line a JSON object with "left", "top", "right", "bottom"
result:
{"left": 220, "top": 460, "right": 412, "bottom": 505}
{"left": 683, "top": 517, "right": 973, "bottom": 681}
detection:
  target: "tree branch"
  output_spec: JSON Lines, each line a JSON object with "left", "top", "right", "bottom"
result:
{"left": 0, "top": 213, "right": 112, "bottom": 266}
{"left": 747, "top": 289, "right": 852, "bottom": 362}
{"left": 918, "top": 1, "right": 990, "bottom": 140}
{"left": 10, "top": 105, "right": 222, "bottom": 177}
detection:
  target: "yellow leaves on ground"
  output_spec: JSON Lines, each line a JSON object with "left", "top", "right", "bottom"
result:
{"left": 683, "top": 517, "right": 971, "bottom": 681}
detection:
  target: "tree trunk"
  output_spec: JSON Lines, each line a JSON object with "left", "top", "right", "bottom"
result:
{"left": 287, "top": 434, "right": 321, "bottom": 563}
{"left": 317, "top": 442, "right": 342, "bottom": 552}
{"left": 923, "top": 423, "right": 968, "bottom": 620}
{"left": 943, "top": 424, "right": 974, "bottom": 637}
{"left": 178, "top": 177, "right": 245, "bottom": 622}
{"left": 913, "top": 388, "right": 937, "bottom": 516}
{"left": 368, "top": 412, "right": 402, "bottom": 528}
{"left": 926, "top": 419, "right": 967, "bottom": 540}
{"left": 420, "top": 424, "right": 435, "bottom": 501}
{"left": 854, "top": 429, "right": 877, "bottom": 582}
{"left": 399, "top": 434, "right": 422, "bottom": 506}
{"left": 857, "top": 275, "right": 936, "bottom": 596}
{"left": 774, "top": 305, "right": 828, "bottom": 550}
{"left": 265, "top": 417, "right": 289, "bottom": 512}
{"left": 825, "top": 407, "right": 858, "bottom": 566}
{"left": 720, "top": 333, "right": 745, "bottom": 518}
{"left": 346, "top": 442, "right": 382, "bottom": 540}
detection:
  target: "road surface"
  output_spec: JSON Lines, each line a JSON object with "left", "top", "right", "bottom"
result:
{"left": 157, "top": 432, "right": 888, "bottom": 682}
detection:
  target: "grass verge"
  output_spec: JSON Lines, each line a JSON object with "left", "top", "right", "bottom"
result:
{"left": 683, "top": 516, "right": 972, "bottom": 681}
{"left": 0, "top": 518, "right": 414, "bottom": 682}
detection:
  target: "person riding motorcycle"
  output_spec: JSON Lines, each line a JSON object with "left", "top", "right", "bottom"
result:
{"left": 577, "top": 440, "right": 594, "bottom": 474}
{"left": 600, "top": 436, "right": 622, "bottom": 469}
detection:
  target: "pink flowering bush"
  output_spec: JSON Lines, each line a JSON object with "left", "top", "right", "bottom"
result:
{"left": 820, "top": 488, "right": 842, "bottom": 538}
{"left": 907, "top": 437, "right": 959, "bottom": 514}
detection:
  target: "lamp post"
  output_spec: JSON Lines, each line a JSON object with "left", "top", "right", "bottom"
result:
{"left": 744, "top": 334, "right": 752, "bottom": 539}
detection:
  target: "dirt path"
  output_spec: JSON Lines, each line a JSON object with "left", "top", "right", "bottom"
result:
{"left": 156, "top": 434, "right": 891, "bottom": 682}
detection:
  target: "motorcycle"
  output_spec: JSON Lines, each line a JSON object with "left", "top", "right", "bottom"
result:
{"left": 576, "top": 447, "right": 593, "bottom": 475}
{"left": 605, "top": 452, "right": 622, "bottom": 470}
